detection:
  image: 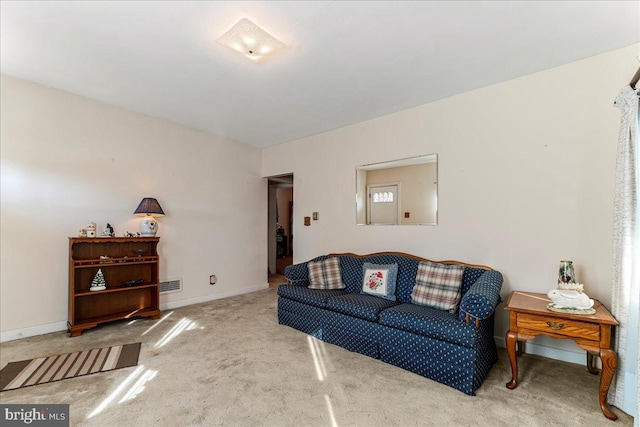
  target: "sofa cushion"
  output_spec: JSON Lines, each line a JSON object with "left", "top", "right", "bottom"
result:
{"left": 379, "top": 303, "right": 477, "bottom": 348}
{"left": 278, "top": 284, "right": 347, "bottom": 308}
{"left": 337, "top": 256, "right": 370, "bottom": 294}
{"left": 411, "top": 261, "right": 465, "bottom": 312}
{"left": 361, "top": 262, "right": 398, "bottom": 301}
{"left": 308, "top": 257, "right": 346, "bottom": 289}
{"left": 326, "top": 294, "right": 399, "bottom": 322}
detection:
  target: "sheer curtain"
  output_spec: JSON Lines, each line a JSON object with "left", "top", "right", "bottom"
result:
{"left": 609, "top": 84, "right": 639, "bottom": 422}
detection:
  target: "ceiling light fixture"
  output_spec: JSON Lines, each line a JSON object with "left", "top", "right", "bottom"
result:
{"left": 216, "top": 18, "right": 285, "bottom": 63}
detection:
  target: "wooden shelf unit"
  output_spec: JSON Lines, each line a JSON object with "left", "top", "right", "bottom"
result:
{"left": 68, "top": 237, "right": 160, "bottom": 337}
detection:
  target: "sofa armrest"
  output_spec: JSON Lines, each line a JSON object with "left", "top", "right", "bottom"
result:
{"left": 284, "top": 263, "right": 308, "bottom": 283}
{"left": 284, "top": 256, "right": 327, "bottom": 286}
{"left": 458, "top": 270, "right": 503, "bottom": 323}
{"left": 284, "top": 255, "right": 327, "bottom": 285}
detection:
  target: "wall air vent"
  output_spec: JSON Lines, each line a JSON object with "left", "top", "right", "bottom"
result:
{"left": 160, "top": 278, "right": 182, "bottom": 294}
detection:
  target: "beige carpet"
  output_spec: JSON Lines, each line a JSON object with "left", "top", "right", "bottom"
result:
{"left": 0, "top": 287, "right": 632, "bottom": 426}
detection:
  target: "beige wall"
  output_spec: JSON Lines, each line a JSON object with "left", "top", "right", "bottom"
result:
{"left": 0, "top": 74, "right": 267, "bottom": 337}
{"left": 263, "top": 44, "right": 639, "bottom": 357}
{"left": 365, "top": 162, "right": 437, "bottom": 224}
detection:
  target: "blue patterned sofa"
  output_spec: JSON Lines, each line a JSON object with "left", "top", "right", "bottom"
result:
{"left": 277, "top": 252, "right": 503, "bottom": 395}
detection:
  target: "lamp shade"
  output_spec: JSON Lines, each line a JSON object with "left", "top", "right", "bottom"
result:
{"left": 134, "top": 198, "right": 165, "bottom": 217}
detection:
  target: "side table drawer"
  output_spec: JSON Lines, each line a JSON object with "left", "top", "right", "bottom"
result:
{"left": 517, "top": 313, "right": 600, "bottom": 341}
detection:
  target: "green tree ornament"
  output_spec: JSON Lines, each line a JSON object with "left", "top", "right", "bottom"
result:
{"left": 90, "top": 269, "right": 106, "bottom": 291}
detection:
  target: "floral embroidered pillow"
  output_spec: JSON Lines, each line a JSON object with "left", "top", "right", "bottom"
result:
{"left": 361, "top": 262, "right": 398, "bottom": 301}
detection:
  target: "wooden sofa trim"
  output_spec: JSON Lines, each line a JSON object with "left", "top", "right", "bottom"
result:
{"left": 466, "top": 313, "right": 480, "bottom": 327}
{"left": 327, "top": 252, "right": 494, "bottom": 271}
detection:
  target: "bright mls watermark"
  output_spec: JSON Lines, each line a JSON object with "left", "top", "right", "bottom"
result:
{"left": 1, "top": 405, "right": 69, "bottom": 426}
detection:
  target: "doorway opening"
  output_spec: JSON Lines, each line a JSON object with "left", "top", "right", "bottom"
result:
{"left": 267, "top": 174, "right": 293, "bottom": 287}
{"left": 367, "top": 183, "right": 401, "bottom": 225}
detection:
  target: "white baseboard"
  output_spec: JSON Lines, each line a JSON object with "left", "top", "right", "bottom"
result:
{"left": 0, "top": 284, "right": 270, "bottom": 343}
{"left": 0, "top": 321, "right": 68, "bottom": 343}
{"left": 160, "top": 283, "right": 269, "bottom": 310}
{"left": 495, "top": 336, "right": 590, "bottom": 366}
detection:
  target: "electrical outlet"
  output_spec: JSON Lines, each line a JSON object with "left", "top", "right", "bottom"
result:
{"left": 209, "top": 275, "right": 217, "bottom": 285}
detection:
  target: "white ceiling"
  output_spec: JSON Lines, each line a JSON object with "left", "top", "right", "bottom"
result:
{"left": 1, "top": 1, "right": 638, "bottom": 148}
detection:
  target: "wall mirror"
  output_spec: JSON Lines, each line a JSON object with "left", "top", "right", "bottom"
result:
{"left": 356, "top": 154, "right": 437, "bottom": 225}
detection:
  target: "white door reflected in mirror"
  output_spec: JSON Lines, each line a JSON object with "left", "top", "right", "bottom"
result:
{"left": 368, "top": 184, "right": 399, "bottom": 224}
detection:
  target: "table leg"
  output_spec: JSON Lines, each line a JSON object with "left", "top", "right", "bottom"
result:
{"left": 516, "top": 340, "right": 524, "bottom": 356}
{"left": 505, "top": 331, "right": 518, "bottom": 389}
{"left": 598, "top": 349, "right": 618, "bottom": 421}
{"left": 586, "top": 352, "right": 599, "bottom": 375}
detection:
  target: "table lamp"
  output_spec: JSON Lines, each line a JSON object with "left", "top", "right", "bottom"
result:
{"left": 133, "top": 197, "right": 165, "bottom": 236}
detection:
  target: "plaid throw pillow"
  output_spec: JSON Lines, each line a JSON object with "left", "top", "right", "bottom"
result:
{"left": 308, "top": 257, "right": 345, "bottom": 290}
{"left": 411, "top": 261, "right": 465, "bottom": 311}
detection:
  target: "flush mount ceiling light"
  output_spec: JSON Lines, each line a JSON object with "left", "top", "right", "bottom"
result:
{"left": 216, "top": 18, "right": 286, "bottom": 63}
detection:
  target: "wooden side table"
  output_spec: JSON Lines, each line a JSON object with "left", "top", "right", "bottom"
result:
{"left": 504, "top": 291, "right": 619, "bottom": 420}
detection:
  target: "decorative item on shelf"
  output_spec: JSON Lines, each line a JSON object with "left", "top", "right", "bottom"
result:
{"left": 122, "top": 279, "right": 144, "bottom": 287}
{"left": 123, "top": 231, "right": 140, "bottom": 238}
{"left": 547, "top": 288, "right": 595, "bottom": 314}
{"left": 558, "top": 282, "right": 584, "bottom": 292}
{"left": 90, "top": 269, "right": 107, "bottom": 291}
{"left": 78, "top": 229, "right": 87, "bottom": 237}
{"left": 87, "top": 222, "right": 97, "bottom": 238}
{"left": 558, "top": 260, "right": 575, "bottom": 284}
{"left": 99, "top": 255, "right": 113, "bottom": 264}
{"left": 548, "top": 261, "right": 595, "bottom": 315}
{"left": 102, "top": 223, "right": 115, "bottom": 237}
{"left": 133, "top": 198, "right": 165, "bottom": 237}
{"left": 133, "top": 249, "right": 146, "bottom": 257}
